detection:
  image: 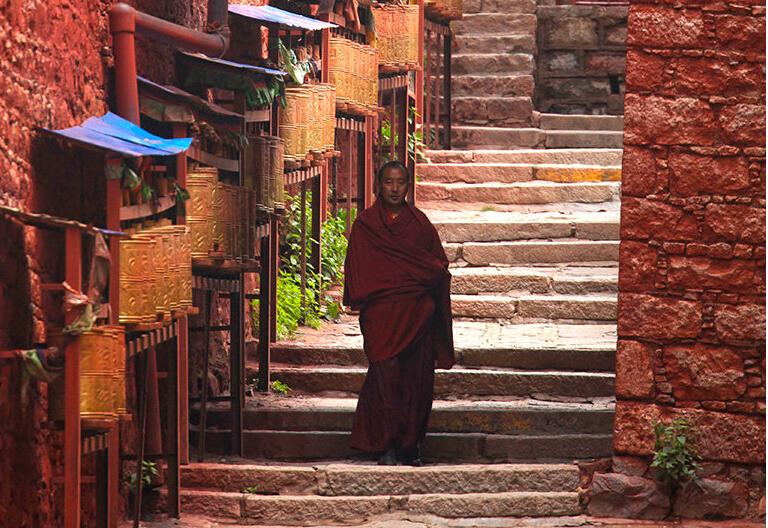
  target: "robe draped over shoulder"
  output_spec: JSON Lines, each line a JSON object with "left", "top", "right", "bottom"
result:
{"left": 343, "top": 199, "right": 454, "bottom": 369}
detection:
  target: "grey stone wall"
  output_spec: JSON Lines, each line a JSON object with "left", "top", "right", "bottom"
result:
{"left": 536, "top": 3, "right": 628, "bottom": 115}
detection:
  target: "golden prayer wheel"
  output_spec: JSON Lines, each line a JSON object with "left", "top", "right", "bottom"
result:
{"left": 119, "top": 238, "right": 153, "bottom": 324}
{"left": 268, "top": 136, "right": 285, "bottom": 211}
{"left": 49, "top": 326, "right": 126, "bottom": 421}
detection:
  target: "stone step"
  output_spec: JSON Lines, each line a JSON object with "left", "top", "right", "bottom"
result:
{"left": 200, "top": 397, "right": 614, "bottom": 435}
{"left": 453, "top": 96, "right": 533, "bottom": 127}
{"left": 545, "top": 130, "right": 624, "bottom": 149}
{"left": 268, "top": 365, "right": 615, "bottom": 397}
{"left": 451, "top": 293, "right": 617, "bottom": 321}
{"left": 451, "top": 240, "right": 620, "bottom": 265}
{"left": 180, "top": 489, "right": 582, "bottom": 523}
{"left": 453, "top": 74, "right": 534, "bottom": 97}
{"left": 269, "top": 321, "right": 617, "bottom": 372}
{"left": 450, "top": 266, "right": 617, "bottom": 295}
{"left": 453, "top": 13, "right": 537, "bottom": 35}
{"left": 540, "top": 113, "right": 625, "bottom": 131}
{"left": 534, "top": 165, "right": 622, "bottom": 183}
{"left": 452, "top": 126, "right": 546, "bottom": 149}
{"left": 416, "top": 162, "right": 621, "bottom": 184}
{"left": 180, "top": 462, "right": 580, "bottom": 495}
{"left": 455, "top": 34, "right": 535, "bottom": 55}
{"left": 462, "top": 0, "right": 536, "bottom": 14}
{"left": 416, "top": 163, "right": 535, "bottom": 183}
{"left": 428, "top": 211, "right": 620, "bottom": 243}
{"left": 424, "top": 148, "right": 623, "bottom": 165}
{"left": 416, "top": 181, "right": 620, "bottom": 204}
{"left": 453, "top": 53, "right": 533, "bottom": 76}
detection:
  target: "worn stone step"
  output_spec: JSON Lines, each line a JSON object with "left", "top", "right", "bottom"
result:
{"left": 453, "top": 13, "right": 537, "bottom": 35}
{"left": 540, "top": 113, "right": 625, "bottom": 131}
{"left": 545, "top": 130, "right": 624, "bottom": 149}
{"left": 450, "top": 266, "right": 617, "bottom": 295}
{"left": 453, "top": 74, "right": 534, "bottom": 97}
{"left": 453, "top": 53, "right": 533, "bottom": 76}
{"left": 269, "top": 365, "right": 615, "bottom": 397}
{"left": 180, "top": 489, "right": 582, "bottom": 523}
{"left": 453, "top": 96, "right": 533, "bottom": 126}
{"left": 534, "top": 164, "right": 622, "bottom": 183}
{"left": 451, "top": 293, "right": 617, "bottom": 321}
{"left": 198, "top": 429, "right": 614, "bottom": 462}
{"left": 424, "top": 148, "right": 623, "bottom": 165}
{"left": 452, "top": 127, "right": 546, "bottom": 149}
{"left": 269, "top": 321, "right": 617, "bottom": 372}
{"left": 463, "top": 0, "right": 536, "bottom": 14}
{"left": 455, "top": 34, "right": 534, "bottom": 55}
{"left": 200, "top": 397, "right": 614, "bottom": 435}
{"left": 455, "top": 240, "right": 620, "bottom": 265}
{"left": 428, "top": 211, "right": 620, "bottom": 243}
{"left": 416, "top": 163, "right": 535, "bottom": 183}
{"left": 416, "top": 180, "right": 620, "bottom": 204}
{"left": 180, "top": 462, "right": 580, "bottom": 495}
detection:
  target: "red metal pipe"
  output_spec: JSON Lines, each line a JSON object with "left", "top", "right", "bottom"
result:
{"left": 108, "top": 1, "right": 230, "bottom": 125}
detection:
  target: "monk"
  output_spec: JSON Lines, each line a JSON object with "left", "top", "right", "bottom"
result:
{"left": 343, "top": 161, "right": 454, "bottom": 466}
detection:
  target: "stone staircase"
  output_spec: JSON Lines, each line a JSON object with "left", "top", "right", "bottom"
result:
{"left": 451, "top": 0, "right": 625, "bottom": 149}
{"left": 179, "top": 144, "right": 622, "bottom": 524}
{"left": 178, "top": 462, "right": 583, "bottom": 524}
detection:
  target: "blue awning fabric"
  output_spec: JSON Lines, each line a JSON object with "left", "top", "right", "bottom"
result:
{"left": 228, "top": 4, "right": 337, "bottom": 31}
{"left": 46, "top": 112, "right": 193, "bottom": 157}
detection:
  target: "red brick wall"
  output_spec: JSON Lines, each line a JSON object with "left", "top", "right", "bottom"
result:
{"left": 614, "top": 0, "right": 765, "bottom": 518}
{"left": 0, "top": 1, "right": 207, "bottom": 525}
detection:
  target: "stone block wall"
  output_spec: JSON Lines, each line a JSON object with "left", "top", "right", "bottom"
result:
{"left": 536, "top": 3, "right": 628, "bottom": 115}
{"left": 595, "top": 0, "right": 766, "bottom": 520}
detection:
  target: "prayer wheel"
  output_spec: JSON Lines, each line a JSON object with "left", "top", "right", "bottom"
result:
{"left": 49, "top": 326, "right": 126, "bottom": 421}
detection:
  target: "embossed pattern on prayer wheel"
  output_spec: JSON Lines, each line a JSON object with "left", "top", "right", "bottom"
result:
{"left": 49, "top": 326, "right": 126, "bottom": 421}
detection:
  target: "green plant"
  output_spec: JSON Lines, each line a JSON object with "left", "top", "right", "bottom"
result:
{"left": 129, "top": 460, "right": 159, "bottom": 492}
{"left": 408, "top": 106, "right": 428, "bottom": 163}
{"left": 271, "top": 380, "right": 291, "bottom": 394}
{"left": 481, "top": 205, "right": 496, "bottom": 212}
{"left": 651, "top": 419, "right": 702, "bottom": 489}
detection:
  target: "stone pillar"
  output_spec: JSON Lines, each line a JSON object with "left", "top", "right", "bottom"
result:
{"left": 597, "top": 0, "right": 766, "bottom": 521}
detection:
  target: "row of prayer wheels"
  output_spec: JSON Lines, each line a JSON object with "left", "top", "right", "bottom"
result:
{"left": 245, "top": 136, "right": 286, "bottom": 214}
{"left": 372, "top": 5, "right": 419, "bottom": 70}
{"left": 119, "top": 221, "right": 193, "bottom": 324}
{"left": 328, "top": 37, "right": 378, "bottom": 113}
{"left": 49, "top": 326, "right": 127, "bottom": 421}
{"left": 279, "top": 84, "right": 336, "bottom": 161}
{"left": 186, "top": 166, "right": 261, "bottom": 262}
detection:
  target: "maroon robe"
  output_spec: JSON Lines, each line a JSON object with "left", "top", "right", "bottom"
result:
{"left": 343, "top": 198, "right": 453, "bottom": 453}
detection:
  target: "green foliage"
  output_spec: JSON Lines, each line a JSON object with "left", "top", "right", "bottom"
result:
{"left": 273, "top": 190, "right": 351, "bottom": 338}
{"left": 129, "top": 460, "right": 159, "bottom": 492}
{"left": 271, "top": 380, "right": 291, "bottom": 394}
{"left": 408, "top": 106, "right": 428, "bottom": 163}
{"left": 651, "top": 419, "right": 702, "bottom": 488}
{"left": 481, "top": 205, "right": 496, "bottom": 212}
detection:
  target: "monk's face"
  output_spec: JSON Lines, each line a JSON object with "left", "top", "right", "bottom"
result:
{"left": 379, "top": 166, "right": 409, "bottom": 209}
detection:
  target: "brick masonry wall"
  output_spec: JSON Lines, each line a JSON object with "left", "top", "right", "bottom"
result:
{"left": 596, "top": 0, "right": 766, "bottom": 520}
{"left": 0, "top": 1, "right": 208, "bottom": 525}
{"left": 536, "top": 3, "right": 628, "bottom": 115}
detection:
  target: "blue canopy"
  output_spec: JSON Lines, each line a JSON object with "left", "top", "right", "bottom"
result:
{"left": 46, "top": 112, "right": 193, "bottom": 157}
{"left": 229, "top": 4, "right": 337, "bottom": 31}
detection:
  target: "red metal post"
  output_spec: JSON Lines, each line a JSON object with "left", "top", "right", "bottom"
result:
{"left": 364, "top": 116, "right": 374, "bottom": 208}
{"left": 415, "top": 0, "right": 425, "bottom": 145}
{"left": 63, "top": 227, "right": 82, "bottom": 528}
{"left": 173, "top": 123, "right": 189, "bottom": 465}
{"left": 108, "top": 419, "right": 119, "bottom": 528}
{"left": 424, "top": 30, "right": 432, "bottom": 150}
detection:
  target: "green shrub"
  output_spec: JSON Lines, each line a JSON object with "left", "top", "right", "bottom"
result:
{"left": 651, "top": 419, "right": 702, "bottom": 488}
